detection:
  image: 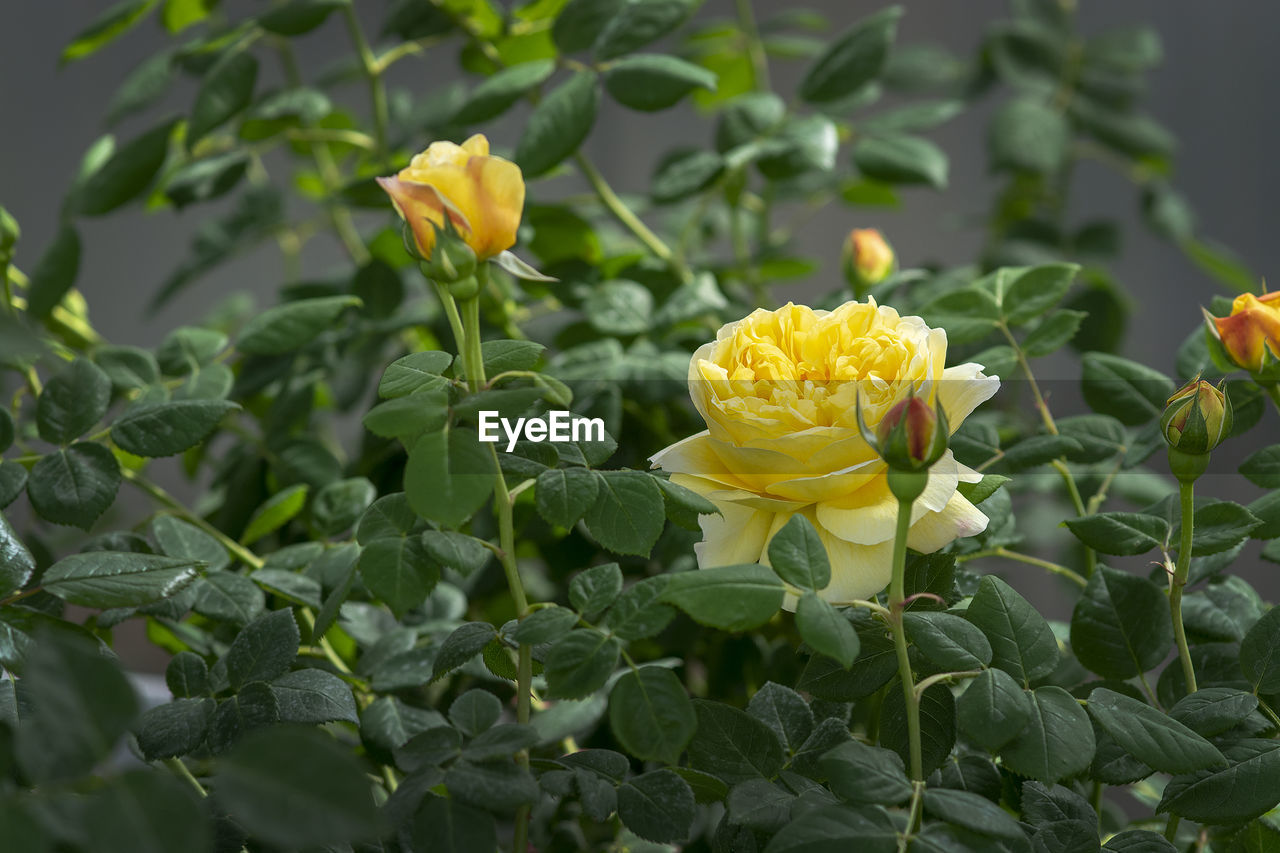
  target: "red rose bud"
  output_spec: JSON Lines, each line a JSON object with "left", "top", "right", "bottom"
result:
{"left": 873, "top": 395, "right": 949, "bottom": 473}
{"left": 842, "top": 229, "right": 895, "bottom": 296}
{"left": 1162, "top": 378, "right": 1232, "bottom": 456}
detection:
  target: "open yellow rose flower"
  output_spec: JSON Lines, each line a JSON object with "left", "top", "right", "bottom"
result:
{"left": 377, "top": 134, "right": 524, "bottom": 261}
{"left": 1206, "top": 290, "right": 1280, "bottom": 372}
{"left": 651, "top": 299, "right": 1000, "bottom": 604}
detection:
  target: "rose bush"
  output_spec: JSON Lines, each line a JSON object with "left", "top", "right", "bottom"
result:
{"left": 1, "top": 2, "right": 1279, "bottom": 852}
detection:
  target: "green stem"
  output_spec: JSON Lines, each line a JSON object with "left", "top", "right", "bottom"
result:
{"left": 164, "top": 757, "right": 207, "bottom": 797}
{"left": 457, "top": 281, "right": 533, "bottom": 853}
{"left": 1165, "top": 813, "right": 1181, "bottom": 843}
{"left": 956, "top": 546, "right": 1088, "bottom": 589}
{"left": 342, "top": 5, "right": 391, "bottom": 167}
{"left": 433, "top": 281, "right": 468, "bottom": 354}
{"left": 123, "top": 469, "right": 263, "bottom": 570}
{"left": 574, "top": 153, "right": 688, "bottom": 281}
{"left": 733, "top": 0, "right": 771, "bottom": 92}
{"left": 897, "top": 780, "right": 926, "bottom": 852}
{"left": 1171, "top": 480, "right": 1198, "bottom": 694}
{"left": 888, "top": 490, "right": 923, "bottom": 781}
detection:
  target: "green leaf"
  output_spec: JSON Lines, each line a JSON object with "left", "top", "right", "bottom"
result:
{"left": 1158, "top": 739, "right": 1280, "bottom": 825}
{"left": 95, "top": 346, "right": 160, "bottom": 392}
{"left": 582, "top": 470, "right": 665, "bottom": 556}
{"left": 80, "top": 771, "right": 210, "bottom": 853}
{"left": 818, "top": 740, "right": 911, "bottom": 805}
{"left": 882, "top": 679, "right": 956, "bottom": 776}
{"left": 1002, "top": 263, "right": 1080, "bottom": 326}
{"left": 481, "top": 340, "right": 545, "bottom": 374}
{"left": 26, "top": 443, "right": 121, "bottom": 529}
{"left": 1241, "top": 445, "right": 1280, "bottom": 488}
{"left": 746, "top": 682, "right": 813, "bottom": 754}
{"left": 592, "top": 0, "right": 699, "bottom": 60}
{"left": 798, "top": 621, "right": 899, "bottom": 700}
{"left": 405, "top": 428, "right": 495, "bottom": 529}
{"left": 164, "top": 149, "right": 249, "bottom": 208}
{"left": 156, "top": 326, "right": 228, "bottom": 373}
{"left": 605, "top": 54, "right": 716, "bottom": 111}
{"left": 661, "top": 564, "right": 784, "bottom": 632}
{"left": 62, "top": 0, "right": 159, "bottom": 63}
{"left": 514, "top": 71, "right": 599, "bottom": 178}
{"left": 1023, "top": 309, "right": 1087, "bottom": 357}
{"left": 853, "top": 134, "right": 948, "bottom": 188}
{"left": 166, "top": 651, "right": 209, "bottom": 698}
{"left": 1240, "top": 606, "right": 1280, "bottom": 694}
{"left": 553, "top": 0, "right": 625, "bottom": 53}
{"left": 765, "top": 804, "right": 898, "bottom": 853}
{"left": 905, "top": 611, "right": 992, "bottom": 670}
{"left": 214, "top": 726, "right": 378, "bottom": 848}
{"left": 454, "top": 59, "right": 556, "bottom": 124}
{"left": 241, "top": 484, "right": 308, "bottom": 545}
{"left": 920, "top": 287, "right": 1001, "bottom": 345}
{"left": 609, "top": 666, "right": 696, "bottom": 764}
{"left": 535, "top": 467, "right": 600, "bottom": 528}
{"left": 189, "top": 50, "right": 258, "bottom": 146}
{"left": 956, "top": 667, "right": 1032, "bottom": 752}
{"left": 1086, "top": 688, "right": 1226, "bottom": 774}
{"left": 1081, "top": 353, "right": 1174, "bottom": 425}
{"left": 162, "top": 0, "right": 213, "bottom": 33}
{"left": 236, "top": 295, "right": 360, "bottom": 355}
{"left": 450, "top": 689, "right": 502, "bottom": 736}
{"left": 377, "top": 351, "right": 452, "bottom": 398}
{"left": 569, "top": 562, "right": 623, "bottom": 619}
{"left": 153, "top": 515, "right": 230, "bottom": 573}
{"left": 796, "top": 593, "right": 859, "bottom": 668}
{"left": 271, "top": 668, "right": 358, "bottom": 725}
{"left": 420, "top": 530, "right": 489, "bottom": 576}
{"left": 512, "top": 606, "right": 579, "bottom": 644}
{"left": 799, "top": 6, "right": 901, "bottom": 103}
{"left": 0, "top": 511, "right": 35, "bottom": 595}
{"left": 410, "top": 796, "right": 497, "bottom": 853}
{"left": 136, "top": 697, "right": 214, "bottom": 759}
{"left": 688, "top": 699, "right": 784, "bottom": 784}
{"left": 1070, "top": 565, "right": 1172, "bottom": 678}
{"left": 1183, "top": 501, "right": 1263, "bottom": 556}
{"left": 0, "top": 461, "right": 26, "bottom": 510}
{"left": 1182, "top": 237, "right": 1261, "bottom": 294}
{"left": 443, "top": 758, "right": 539, "bottom": 813}
{"left": 767, "top": 515, "right": 831, "bottom": 591}
{"left": 617, "top": 768, "right": 696, "bottom": 844}
{"left": 965, "top": 575, "right": 1058, "bottom": 685}
{"left": 1065, "top": 512, "right": 1169, "bottom": 556}
{"left": 1000, "top": 686, "right": 1095, "bottom": 784}
{"left": 432, "top": 623, "right": 497, "bottom": 682}
{"left": 355, "top": 493, "right": 419, "bottom": 544}
{"left": 225, "top": 609, "right": 299, "bottom": 690}
{"left": 257, "top": 0, "right": 346, "bottom": 35}
{"left": 107, "top": 50, "right": 175, "bottom": 125}
{"left": 36, "top": 358, "right": 111, "bottom": 445}
{"left": 989, "top": 97, "right": 1069, "bottom": 174}
{"left": 1169, "top": 688, "right": 1261, "bottom": 737}
{"left": 651, "top": 149, "right": 725, "bottom": 203}
{"left": 76, "top": 119, "right": 176, "bottom": 216}
{"left": 584, "top": 280, "right": 653, "bottom": 335}
{"left": 43, "top": 551, "right": 201, "bottom": 608}
{"left": 358, "top": 536, "right": 438, "bottom": 617}
{"left": 924, "top": 788, "right": 1026, "bottom": 842}
{"left": 26, "top": 225, "right": 82, "bottom": 319}
{"left": 1056, "top": 414, "right": 1128, "bottom": 462}
{"left": 16, "top": 629, "right": 139, "bottom": 782}
{"left": 193, "top": 572, "right": 265, "bottom": 625}
{"left": 310, "top": 477, "right": 376, "bottom": 537}
{"left": 111, "top": 399, "right": 238, "bottom": 457}
{"left": 604, "top": 577, "right": 676, "bottom": 641}
{"left": 544, "top": 629, "right": 619, "bottom": 699}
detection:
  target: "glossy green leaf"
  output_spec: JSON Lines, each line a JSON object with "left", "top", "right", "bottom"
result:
{"left": 661, "top": 563, "right": 785, "bottom": 632}
{"left": 514, "top": 71, "right": 599, "bottom": 178}
{"left": 609, "top": 666, "right": 696, "bottom": 764}
{"left": 965, "top": 575, "right": 1058, "bottom": 685}
{"left": 799, "top": 6, "right": 900, "bottom": 103}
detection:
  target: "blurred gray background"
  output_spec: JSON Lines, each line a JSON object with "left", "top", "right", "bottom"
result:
{"left": 2, "top": 1, "right": 1278, "bottom": 666}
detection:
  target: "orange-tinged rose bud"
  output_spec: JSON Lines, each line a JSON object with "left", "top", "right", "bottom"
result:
{"left": 1205, "top": 291, "right": 1280, "bottom": 372}
{"left": 377, "top": 134, "right": 525, "bottom": 263}
{"left": 842, "top": 228, "right": 895, "bottom": 295}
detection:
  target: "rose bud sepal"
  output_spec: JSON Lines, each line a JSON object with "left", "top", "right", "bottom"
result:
{"left": 1162, "top": 377, "right": 1232, "bottom": 484}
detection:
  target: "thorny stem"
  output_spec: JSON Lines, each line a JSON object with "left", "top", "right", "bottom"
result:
{"left": 1171, "top": 480, "right": 1198, "bottom": 694}
{"left": 455, "top": 273, "right": 534, "bottom": 853}
{"left": 897, "top": 780, "right": 926, "bottom": 853}
{"left": 888, "top": 491, "right": 923, "bottom": 783}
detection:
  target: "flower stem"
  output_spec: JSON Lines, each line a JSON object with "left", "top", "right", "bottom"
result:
{"left": 341, "top": 5, "right": 391, "bottom": 168}
{"left": 956, "top": 546, "right": 1088, "bottom": 589}
{"left": 733, "top": 0, "right": 771, "bottom": 92}
{"left": 574, "top": 153, "right": 689, "bottom": 281}
{"left": 1171, "top": 479, "right": 1198, "bottom": 694}
{"left": 457, "top": 282, "right": 533, "bottom": 853}
{"left": 888, "top": 485, "right": 924, "bottom": 782}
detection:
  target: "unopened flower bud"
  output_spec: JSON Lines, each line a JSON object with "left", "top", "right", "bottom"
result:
{"left": 842, "top": 228, "right": 895, "bottom": 296}
{"left": 1162, "top": 378, "right": 1231, "bottom": 456}
{"left": 857, "top": 392, "right": 949, "bottom": 485}
{"left": 0, "top": 206, "right": 18, "bottom": 256}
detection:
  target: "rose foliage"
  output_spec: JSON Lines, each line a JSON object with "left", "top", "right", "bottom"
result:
{"left": 2, "top": 1, "right": 1280, "bottom": 852}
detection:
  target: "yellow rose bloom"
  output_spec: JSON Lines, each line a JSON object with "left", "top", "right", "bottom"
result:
{"left": 1207, "top": 291, "right": 1280, "bottom": 372}
{"left": 377, "top": 134, "right": 525, "bottom": 261}
{"left": 651, "top": 299, "right": 1000, "bottom": 604}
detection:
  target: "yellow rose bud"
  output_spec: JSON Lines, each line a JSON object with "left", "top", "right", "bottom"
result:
{"left": 1205, "top": 291, "right": 1280, "bottom": 372}
{"left": 650, "top": 299, "right": 999, "bottom": 605}
{"left": 868, "top": 394, "right": 949, "bottom": 473}
{"left": 842, "top": 228, "right": 895, "bottom": 295}
{"left": 377, "top": 134, "right": 525, "bottom": 263}
{"left": 1162, "top": 378, "right": 1232, "bottom": 455}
